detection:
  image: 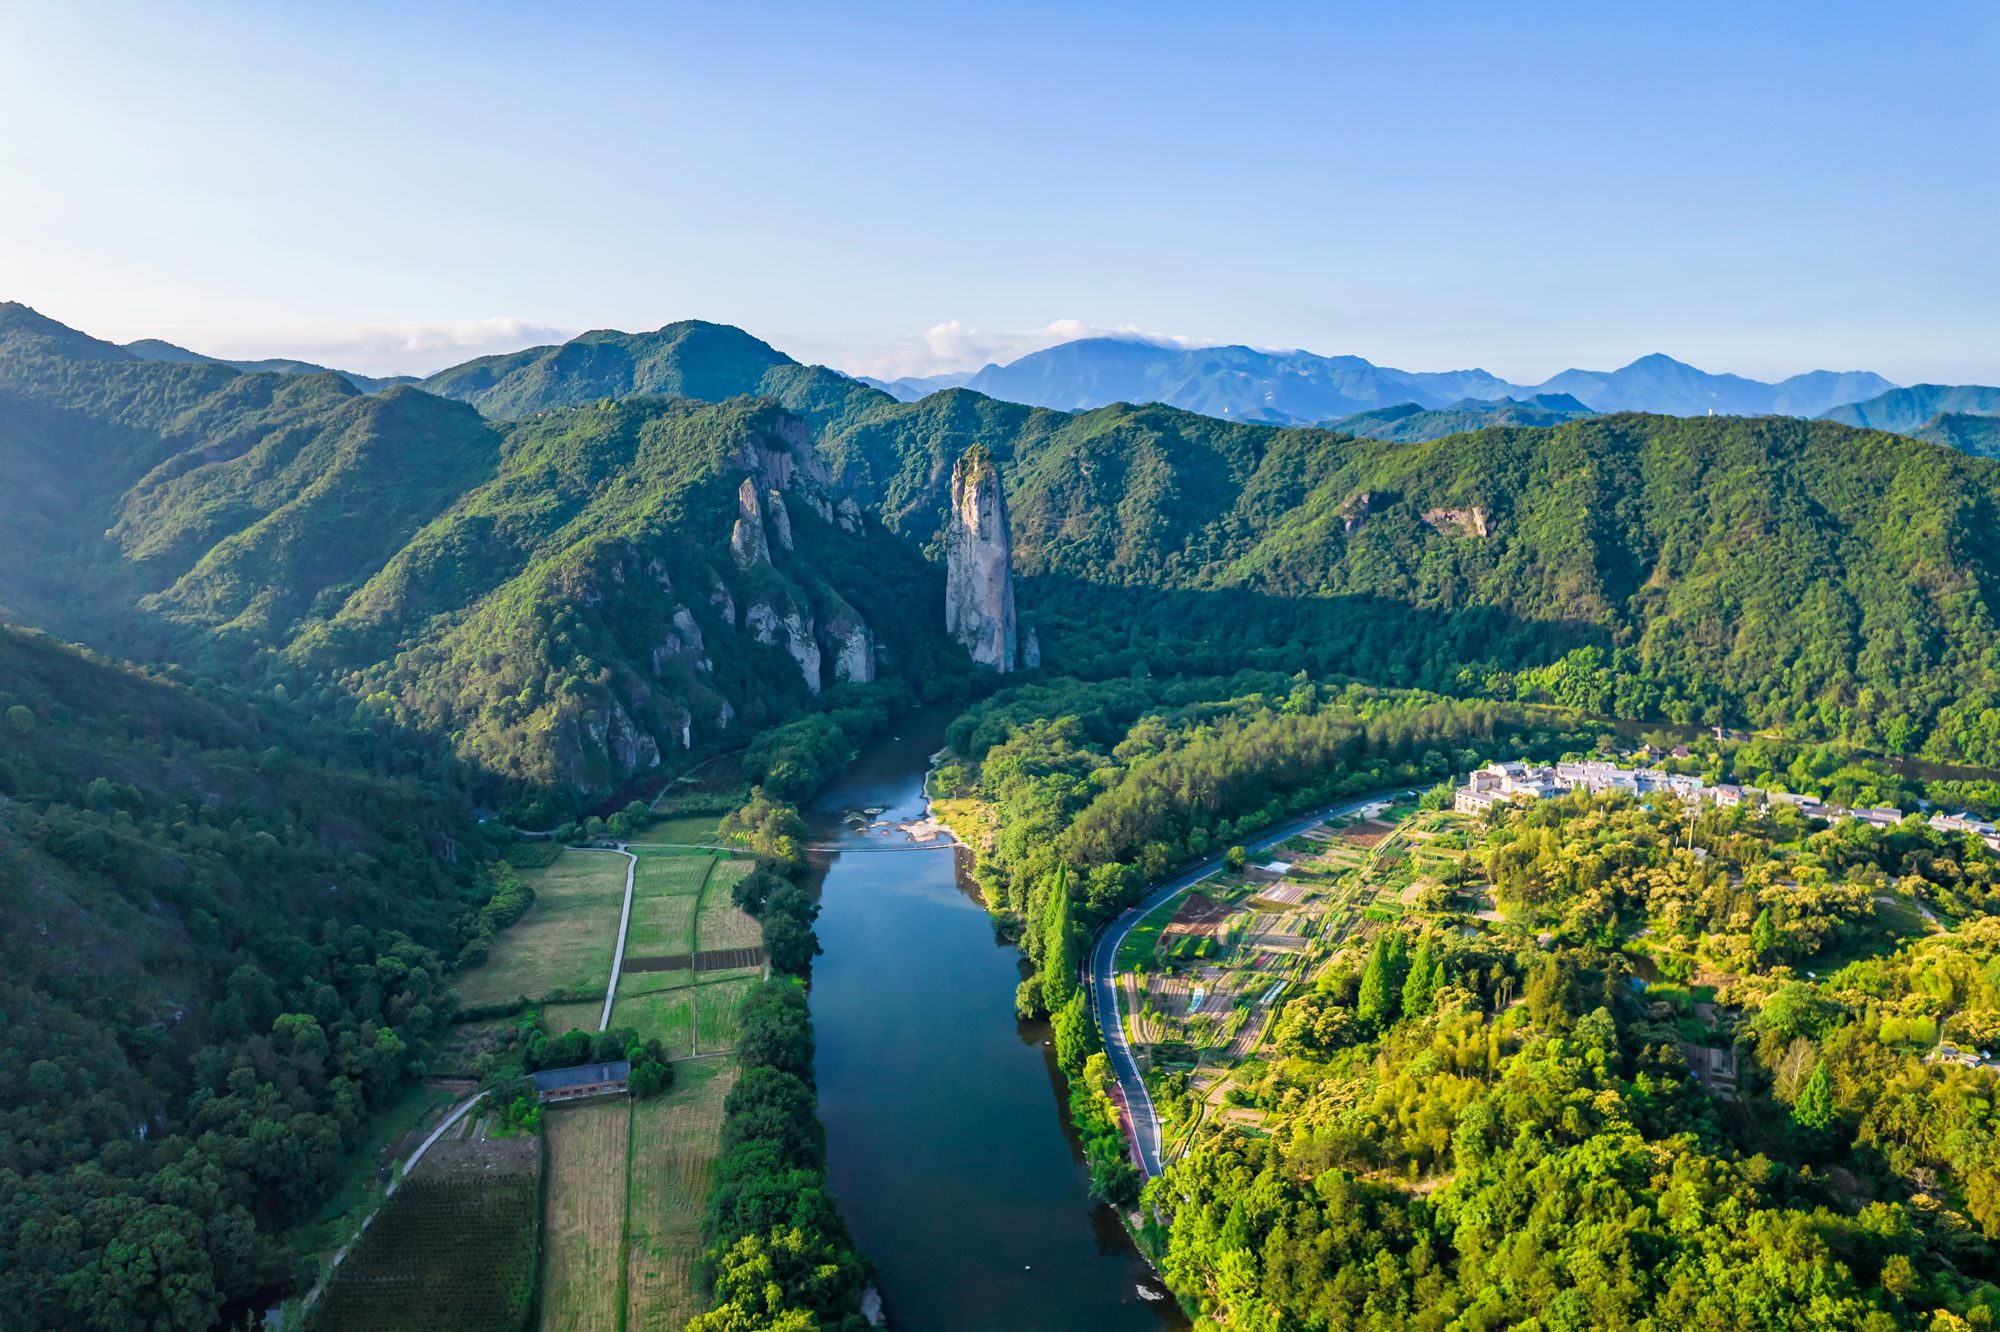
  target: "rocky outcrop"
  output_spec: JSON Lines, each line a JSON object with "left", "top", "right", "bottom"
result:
{"left": 561, "top": 697, "right": 661, "bottom": 791}
{"left": 731, "top": 480, "right": 771, "bottom": 568}
{"left": 820, "top": 592, "right": 877, "bottom": 685}
{"left": 747, "top": 599, "right": 821, "bottom": 695}
{"left": 733, "top": 415, "right": 835, "bottom": 520}
{"left": 837, "top": 496, "right": 862, "bottom": 533}
{"left": 710, "top": 575, "right": 736, "bottom": 625}
{"left": 945, "top": 446, "right": 1018, "bottom": 671}
{"left": 766, "top": 491, "right": 794, "bottom": 551}
{"left": 1021, "top": 624, "right": 1041, "bottom": 669}
{"left": 1339, "top": 492, "right": 1374, "bottom": 534}
{"left": 1422, "top": 505, "right": 1491, "bottom": 538}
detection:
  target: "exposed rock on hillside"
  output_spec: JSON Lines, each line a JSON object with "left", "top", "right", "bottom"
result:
{"left": 945, "top": 446, "right": 1018, "bottom": 671}
{"left": 732, "top": 479, "right": 771, "bottom": 568}
{"left": 1422, "top": 505, "right": 1491, "bottom": 538}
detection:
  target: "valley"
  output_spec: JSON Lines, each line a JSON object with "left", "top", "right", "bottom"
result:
{"left": 10, "top": 304, "right": 2000, "bottom": 1331}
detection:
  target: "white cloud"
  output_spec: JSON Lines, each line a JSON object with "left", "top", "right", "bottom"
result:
{"left": 149, "top": 317, "right": 577, "bottom": 378}
{"left": 789, "top": 319, "right": 1213, "bottom": 382}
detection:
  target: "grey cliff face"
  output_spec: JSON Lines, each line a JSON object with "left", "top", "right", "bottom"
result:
{"left": 944, "top": 448, "right": 1018, "bottom": 671}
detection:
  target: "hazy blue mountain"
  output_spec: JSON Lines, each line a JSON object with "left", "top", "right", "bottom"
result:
{"left": 1533, "top": 353, "right": 1896, "bottom": 417}
{"left": 858, "top": 371, "right": 974, "bottom": 400}
{"left": 872, "top": 340, "right": 1898, "bottom": 422}
{"left": 1329, "top": 393, "right": 1596, "bottom": 442}
{"left": 1767, "top": 369, "right": 1902, "bottom": 417}
{"left": 920, "top": 338, "right": 1522, "bottom": 423}
{"left": 1820, "top": 383, "right": 2000, "bottom": 434}
{"left": 125, "top": 337, "right": 416, "bottom": 393}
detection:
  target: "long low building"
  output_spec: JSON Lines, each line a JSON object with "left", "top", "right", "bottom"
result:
{"left": 531, "top": 1059, "right": 632, "bottom": 1103}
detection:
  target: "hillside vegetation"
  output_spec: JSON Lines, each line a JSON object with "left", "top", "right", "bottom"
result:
{"left": 0, "top": 623, "right": 493, "bottom": 1328}
{"left": 404, "top": 317, "right": 2000, "bottom": 767}
{"left": 0, "top": 305, "right": 971, "bottom": 816}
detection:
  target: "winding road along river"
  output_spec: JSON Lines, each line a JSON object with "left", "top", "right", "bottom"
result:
{"left": 806, "top": 707, "right": 1189, "bottom": 1332}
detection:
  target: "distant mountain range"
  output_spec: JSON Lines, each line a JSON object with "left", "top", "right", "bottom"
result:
{"left": 863, "top": 338, "right": 1906, "bottom": 423}
{"left": 124, "top": 337, "right": 418, "bottom": 394}
{"left": 103, "top": 322, "right": 2000, "bottom": 447}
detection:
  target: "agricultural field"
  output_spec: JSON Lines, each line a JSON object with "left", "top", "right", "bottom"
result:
{"left": 607, "top": 852, "right": 764, "bottom": 1055}
{"left": 694, "top": 977, "right": 756, "bottom": 1054}
{"left": 539, "top": 1100, "right": 631, "bottom": 1332}
{"left": 287, "top": 1083, "right": 462, "bottom": 1278}
{"left": 612, "top": 985, "right": 697, "bottom": 1056}
{"left": 694, "top": 871, "right": 764, "bottom": 951}
{"left": 307, "top": 1135, "right": 541, "bottom": 1332}
{"left": 639, "top": 811, "right": 727, "bottom": 844}
{"left": 625, "top": 1059, "right": 738, "bottom": 1331}
{"left": 454, "top": 850, "right": 629, "bottom": 1009}
{"left": 1120, "top": 806, "right": 1468, "bottom": 1074}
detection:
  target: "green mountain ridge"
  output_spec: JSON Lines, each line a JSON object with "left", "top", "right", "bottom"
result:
{"left": 405, "top": 319, "right": 2000, "bottom": 765}
{"left": 0, "top": 304, "right": 969, "bottom": 815}
{"left": 1822, "top": 383, "right": 2000, "bottom": 434}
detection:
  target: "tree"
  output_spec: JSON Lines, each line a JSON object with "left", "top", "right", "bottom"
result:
{"left": 1052, "top": 988, "right": 1098, "bottom": 1074}
{"left": 1357, "top": 935, "right": 1404, "bottom": 1026}
{"left": 1226, "top": 845, "right": 1248, "bottom": 872}
{"left": 5, "top": 704, "right": 31, "bottom": 735}
{"left": 1790, "top": 1059, "right": 1837, "bottom": 1155}
{"left": 1040, "top": 865, "right": 1077, "bottom": 1010}
{"left": 1401, "top": 942, "right": 1441, "bottom": 1017}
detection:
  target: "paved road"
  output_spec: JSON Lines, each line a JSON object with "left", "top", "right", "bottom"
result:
{"left": 594, "top": 846, "right": 638, "bottom": 1031}
{"left": 1088, "top": 789, "right": 1409, "bottom": 1178}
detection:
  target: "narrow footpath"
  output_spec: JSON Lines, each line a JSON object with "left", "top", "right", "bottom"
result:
{"left": 1088, "top": 789, "right": 1406, "bottom": 1178}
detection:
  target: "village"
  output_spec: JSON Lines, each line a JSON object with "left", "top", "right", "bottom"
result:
{"left": 1455, "top": 757, "right": 2000, "bottom": 852}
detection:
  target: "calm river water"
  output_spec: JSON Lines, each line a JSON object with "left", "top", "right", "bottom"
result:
{"left": 805, "top": 706, "right": 1190, "bottom": 1332}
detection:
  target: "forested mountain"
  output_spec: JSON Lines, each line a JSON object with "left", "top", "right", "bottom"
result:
{"left": 870, "top": 340, "right": 1899, "bottom": 422}
{"left": 124, "top": 338, "right": 416, "bottom": 394}
{"left": 403, "top": 317, "right": 2000, "bottom": 767}
{"left": 1326, "top": 393, "right": 1595, "bottom": 442}
{"left": 0, "top": 622, "right": 493, "bottom": 1328}
{"left": 1916, "top": 413, "right": 2000, "bottom": 459}
{"left": 0, "top": 304, "right": 970, "bottom": 818}
{"left": 1822, "top": 383, "right": 2000, "bottom": 434}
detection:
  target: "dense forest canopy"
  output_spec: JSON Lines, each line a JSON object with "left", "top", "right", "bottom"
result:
{"left": 0, "top": 623, "right": 497, "bottom": 1328}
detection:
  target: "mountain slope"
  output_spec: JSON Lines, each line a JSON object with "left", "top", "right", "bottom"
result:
{"left": 942, "top": 337, "right": 1519, "bottom": 422}
{"left": 0, "top": 622, "right": 487, "bottom": 1328}
{"left": 0, "top": 309, "right": 970, "bottom": 814}
{"left": 1914, "top": 413, "right": 2000, "bottom": 458}
{"left": 418, "top": 320, "right": 801, "bottom": 417}
{"left": 404, "top": 318, "right": 2000, "bottom": 763}
{"left": 1821, "top": 383, "right": 2000, "bottom": 434}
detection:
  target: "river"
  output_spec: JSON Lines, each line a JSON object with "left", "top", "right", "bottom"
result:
{"left": 804, "top": 706, "right": 1189, "bottom": 1332}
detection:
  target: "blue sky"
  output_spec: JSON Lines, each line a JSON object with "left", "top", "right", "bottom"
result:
{"left": 2, "top": 1, "right": 1995, "bottom": 383}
